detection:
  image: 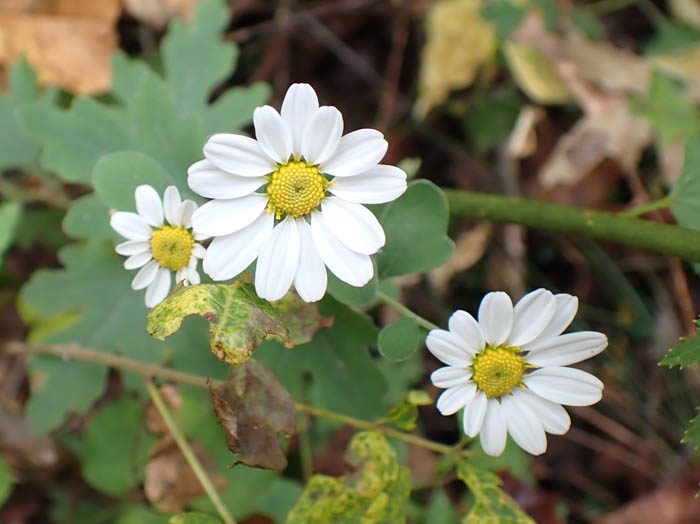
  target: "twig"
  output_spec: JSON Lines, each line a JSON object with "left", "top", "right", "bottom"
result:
{"left": 145, "top": 380, "right": 236, "bottom": 524}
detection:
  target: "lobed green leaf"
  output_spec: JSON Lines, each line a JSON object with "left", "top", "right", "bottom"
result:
{"left": 378, "top": 317, "right": 421, "bottom": 362}
{"left": 659, "top": 319, "right": 700, "bottom": 369}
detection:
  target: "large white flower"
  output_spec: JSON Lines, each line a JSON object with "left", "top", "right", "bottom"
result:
{"left": 427, "top": 289, "right": 607, "bottom": 457}
{"left": 188, "top": 83, "right": 407, "bottom": 302}
{"left": 110, "top": 185, "right": 205, "bottom": 308}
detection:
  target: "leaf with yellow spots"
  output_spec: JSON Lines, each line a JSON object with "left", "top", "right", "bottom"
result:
{"left": 286, "top": 432, "right": 412, "bottom": 523}
{"left": 146, "top": 281, "right": 291, "bottom": 366}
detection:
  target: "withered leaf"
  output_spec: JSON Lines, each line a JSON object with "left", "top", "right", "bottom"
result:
{"left": 210, "top": 360, "right": 296, "bottom": 471}
{"left": 273, "top": 292, "right": 334, "bottom": 346}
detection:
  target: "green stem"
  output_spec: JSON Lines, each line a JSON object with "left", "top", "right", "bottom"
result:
{"left": 619, "top": 196, "right": 672, "bottom": 218}
{"left": 376, "top": 291, "right": 439, "bottom": 331}
{"left": 5, "top": 342, "right": 466, "bottom": 458}
{"left": 145, "top": 380, "right": 236, "bottom": 524}
{"left": 443, "top": 190, "right": 700, "bottom": 262}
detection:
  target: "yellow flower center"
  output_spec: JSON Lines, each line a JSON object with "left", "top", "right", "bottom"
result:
{"left": 471, "top": 346, "right": 526, "bottom": 398}
{"left": 266, "top": 159, "right": 329, "bottom": 219}
{"left": 150, "top": 226, "right": 194, "bottom": 271}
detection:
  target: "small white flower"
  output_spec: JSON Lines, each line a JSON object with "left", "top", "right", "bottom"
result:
{"left": 110, "top": 185, "right": 206, "bottom": 308}
{"left": 187, "top": 83, "right": 407, "bottom": 303}
{"left": 427, "top": 289, "right": 607, "bottom": 457}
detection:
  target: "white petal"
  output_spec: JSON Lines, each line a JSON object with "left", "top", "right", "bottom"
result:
{"left": 294, "top": 219, "right": 327, "bottom": 302}
{"left": 301, "top": 106, "right": 343, "bottom": 165}
{"left": 124, "top": 251, "right": 152, "bottom": 270}
{"left": 426, "top": 330, "right": 474, "bottom": 367}
{"left": 478, "top": 291, "right": 513, "bottom": 346}
{"left": 480, "top": 399, "right": 508, "bottom": 456}
{"left": 192, "top": 243, "right": 206, "bottom": 259}
{"left": 329, "top": 164, "right": 407, "bottom": 204}
{"left": 110, "top": 212, "right": 153, "bottom": 241}
{"left": 186, "top": 267, "right": 200, "bottom": 285}
{"left": 204, "top": 133, "right": 276, "bottom": 177}
{"left": 145, "top": 267, "right": 172, "bottom": 308}
{"left": 320, "top": 197, "right": 385, "bottom": 255}
{"left": 448, "top": 310, "right": 484, "bottom": 356}
{"left": 437, "top": 383, "right": 476, "bottom": 416}
{"left": 163, "top": 186, "right": 182, "bottom": 225}
{"left": 526, "top": 332, "right": 608, "bottom": 367}
{"left": 502, "top": 392, "right": 547, "bottom": 455}
{"left": 280, "top": 83, "right": 320, "bottom": 155}
{"left": 254, "top": 105, "right": 293, "bottom": 164}
{"left": 131, "top": 260, "right": 159, "bottom": 290}
{"left": 516, "top": 389, "right": 570, "bottom": 435}
{"left": 309, "top": 211, "right": 373, "bottom": 287}
{"left": 135, "top": 185, "right": 164, "bottom": 228}
{"left": 508, "top": 289, "right": 556, "bottom": 346}
{"left": 175, "top": 268, "right": 186, "bottom": 283}
{"left": 203, "top": 212, "right": 274, "bottom": 281}
{"left": 527, "top": 294, "right": 579, "bottom": 345}
{"left": 463, "top": 391, "right": 487, "bottom": 437}
{"left": 431, "top": 366, "right": 471, "bottom": 388}
{"left": 523, "top": 367, "right": 603, "bottom": 406}
{"left": 188, "top": 159, "right": 264, "bottom": 200}
{"left": 176, "top": 200, "right": 197, "bottom": 228}
{"left": 255, "top": 218, "right": 301, "bottom": 301}
{"left": 191, "top": 194, "right": 267, "bottom": 237}
{"left": 320, "top": 129, "right": 388, "bottom": 177}
{"left": 115, "top": 240, "right": 150, "bottom": 256}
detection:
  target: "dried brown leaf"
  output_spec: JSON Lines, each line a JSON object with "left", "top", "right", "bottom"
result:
{"left": 123, "top": 0, "right": 201, "bottom": 29}
{"left": 272, "top": 292, "right": 334, "bottom": 346}
{"left": 210, "top": 360, "right": 296, "bottom": 472}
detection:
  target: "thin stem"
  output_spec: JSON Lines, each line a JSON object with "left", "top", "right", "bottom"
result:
{"left": 5, "top": 342, "right": 466, "bottom": 458}
{"left": 582, "top": 0, "right": 640, "bottom": 16}
{"left": 145, "top": 380, "right": 236, "bottom": 524}
{"left": 619, "top": 196, "right": 672, "bottom": 218}
{"left": 375, "top": 291, "right": 439, "bottom": 331}
{"left": 443, "top": 190, "right": 700, "bottom": 262}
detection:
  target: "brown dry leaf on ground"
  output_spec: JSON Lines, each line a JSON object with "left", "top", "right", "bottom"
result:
{"left": 123, "top": 0, "right": 201, "bottom": 29}
{"left": 0, "top": 0, "right": 119, "bottom": 94}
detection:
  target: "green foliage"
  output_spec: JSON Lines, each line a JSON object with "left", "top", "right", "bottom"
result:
{"left": 645, "top": 20, "right": 700, "bottom": 55}
{"left": 423, "top": 490, "right": 459, "bottom": 524}
{"left": 464, "top": 88, "right": 521, "bottom": 153}
{"left": 480, "top": 1, "right": 525, "bottom": 40}
{"left": 256, "top": 296, "right": 387, "bottom": 419}
{"left": 62, "top": 194, "right": 116, "bottom": 241}
{"left": 659, "top": 318, "right": 700, "bottom": 369}
{"left": 682, "top": 408, "right": 700, "bottom": 451}
{"left": 570, "top": 9, "right": 604, "bottom": 40}
{"left": 327, "top": 269, "right": 378, "bottom": 307}
{"left": 0, "top": 58, "right": 55, "bottom": 171}
{"left": 629, "top": 71, "right": 700, "bottom": 145}
{"left": 287, "top": 431, "right": 412, "bottom": 523}
{"left": 383, "top": 390, "right": 432, "bottom": 431}
{"left": 147, "top": 281, "right": 290, "bottom": 366}
{"left": 169, "top": 513, "right": 221, "bottom": 524}
{"left": 0, "top": 201, "right": 21, "bottom": 265}
{"left": 378, "top": 317, "right": 420, "bottom": 362}
{"left": 672, "top": 134, "right": 700, "bottom": 230}
{"left": 457, "top": 461, "right": 535, "bottom": 524}
{"left": 376, "top": 180, "right": 454, "bottom": 278}
{"left": 0, "top": 456, "right": 13, "bottom": 507}
{"left": 81, "top": 395, "right": 157, "bottom": 497}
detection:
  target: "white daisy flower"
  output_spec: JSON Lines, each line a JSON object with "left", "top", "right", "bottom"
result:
{"left": 427, "top": 289, "right": 607, "bottom": 457}
{"left": 110, "top": 185, "right": 206, "bottom": 308}
{"left": 187, "top": 83, "right": 407, "bottom": 303}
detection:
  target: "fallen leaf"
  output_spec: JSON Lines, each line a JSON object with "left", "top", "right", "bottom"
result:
{"left": 507, "top": 105, "right": 545, "bottom": 158}
{"left": 145, "top": 384, "right": 183, "bottom": 435}
{"left": 210, "top": 360, "right": 296, "bottom": 471}
{"left": 669, "top": 0, "right": 700, "bottom": 29}
{"left": 145, "top": 440, "right": 226, "bottom": 513}
{"left": 416, "top": 0, "right": 496, "bottom": 115}
{"left": 123, "top": 0, "right": 202, "bottom": 29}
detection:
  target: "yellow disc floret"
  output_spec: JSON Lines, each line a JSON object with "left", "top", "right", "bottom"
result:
{"left": 266, "top": 160, "right": 329, "bottom": 219}
{"left": 471, "top": 346, "right": 526, "bottom": 398}
{"left": 150, "top": 226, "right": 194, "bottom": 271}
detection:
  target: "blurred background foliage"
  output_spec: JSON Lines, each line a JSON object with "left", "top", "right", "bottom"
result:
{"left": 1, "top": 0, "right": 700, "bottom": 522}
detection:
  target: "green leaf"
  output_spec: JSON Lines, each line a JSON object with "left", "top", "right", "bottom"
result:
{"left": 169, "top": 513, "right": 221, "bottom": 524}
{"left": 376, "top": 180, "right": 454, "bottom": 278}
{"left": 287, "top": 431, "right": 412, "bottom": 523}
{"left": 480, "top": 1, "right": 525, "bottom": 40}
{"left": 162, "top": 0, "right": 237, "bottom": 120}
{"left": 383, "top": 390, "right": 432, "bottom": 431}
{"left": 672, "top": 134, "right": 700, "bottom": 230}
{"left": 82, "top": 395, "right": 157, "bottom": 497}
{"left": 256, "top": 296, "right": 386, "bottom": 419}
{"left": 457, "top": 461, "right": 535, "bottom": 524}
{"left": 93, "top": 151, "right": 174, "bottom": 211}
{"left": 424, "top": 489, "right": 459, "bottom": 524}
{"left": 115, "top": 507, "right": 170, "bottom": 524}
{"left": 110, "top": 52, "right": 152, "bottom": 105}
{"left": 62, "top": 193, "right": 116, "bottom": 241}
{"left": 682, "top": 407, "right": 700, "bottom": 450}
{"left": 203, "top": 84, "right": 271, "bottom": 136}
{"left": 464, "top": 88, "right": 521, "bottom": 153}
{"left": 570, "top": 9, "right": 604, "bottom": 40}
{"left": 378, "top": 317, "right": 420, "bottom": 362}
{"left": 147, "top": 281, "right": 291, "bottom": 366}
{"left": 645, "top": 20, "right": 700, "bottom": 55}
{"left": 327, "top": 268, "right": 378, "bottom": 307}
{"left": 630, "top": 71, "right": 700, "bottom": 144}
{"left": 0, "top": 201, "right": 22, "bottom": 264}
{"left": 659, "top": 318, "right": 700, "bottom": 368}
{"left": 0, "top": 456, "right": 13, "bottom": 506}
